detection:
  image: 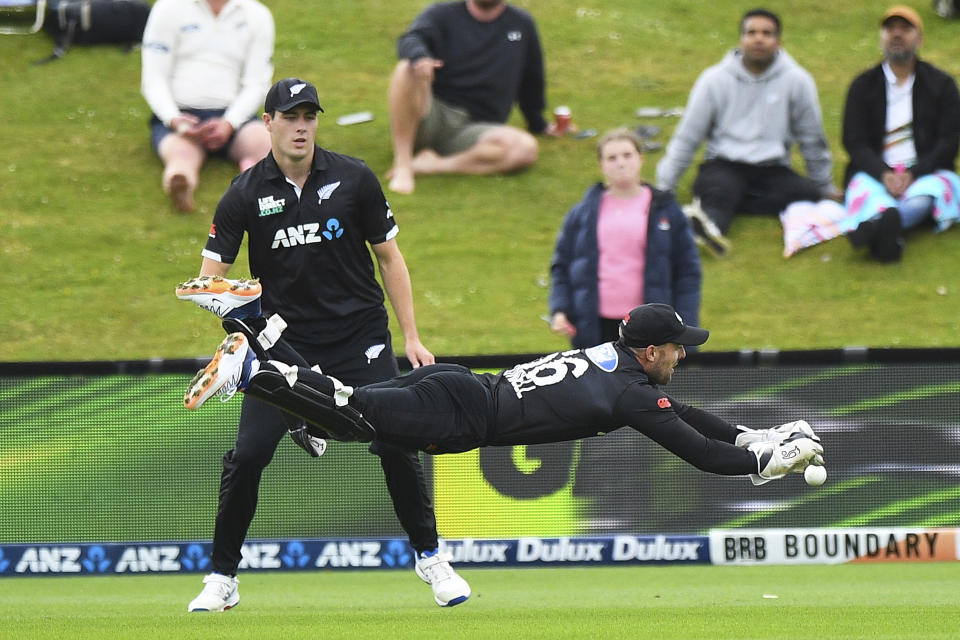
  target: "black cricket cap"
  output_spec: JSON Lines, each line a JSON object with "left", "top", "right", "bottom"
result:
{"left": 618, "top": 303, "right": 709, "bottom": 348}
{"left": 264, "top": 78, "right": 324, "bottom": 114}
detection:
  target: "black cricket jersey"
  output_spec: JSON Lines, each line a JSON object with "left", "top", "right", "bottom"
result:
{"left": 478, "top": 342, "right": 754, "bottom": 474}
{"left": 202, "top": 146, "right": 397, "bottom": 345}
{"left": 274, "top": 342, "right": 757, "bottom": 474}
{"left": 396, "top": 2, "right": 547, "bottom": 132}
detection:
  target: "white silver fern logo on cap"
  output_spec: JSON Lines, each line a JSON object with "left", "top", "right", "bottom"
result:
{"left": 289, "top": 83, "right": 307, "bottom": 96}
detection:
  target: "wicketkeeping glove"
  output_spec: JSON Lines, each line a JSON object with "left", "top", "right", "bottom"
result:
{"left": 747, "top": 433, "right": 824, "bottom": 485}
{"left": 735, "top": 419, "right": 821, "bottom": 448}
{"left": 288, "top": 424, "right": 327, "bottom": 458}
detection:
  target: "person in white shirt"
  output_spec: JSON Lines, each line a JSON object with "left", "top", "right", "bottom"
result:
{"left": 141, "top": 0, "right": 274, "bottom": 211}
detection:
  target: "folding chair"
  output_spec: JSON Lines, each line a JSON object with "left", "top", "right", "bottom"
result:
{"left": 0, "top": 0, "right": 47, "bottom": 34}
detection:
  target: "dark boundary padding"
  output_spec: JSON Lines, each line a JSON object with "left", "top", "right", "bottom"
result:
{"left": 3, "top": 347, "right": 960, "bottom": 376}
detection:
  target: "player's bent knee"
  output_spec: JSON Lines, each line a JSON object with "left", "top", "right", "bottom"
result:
{"left": 222, "top": 447, "right": 275, "bottom": 473}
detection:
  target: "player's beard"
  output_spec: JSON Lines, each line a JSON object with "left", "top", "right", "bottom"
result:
{"left": 646, "top": 360, "right": 675, "bottom": 386}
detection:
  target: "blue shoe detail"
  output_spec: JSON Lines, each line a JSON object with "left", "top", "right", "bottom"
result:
{"left": 238, "top": 345, "right": 257, "bottom": 391}
{"left": 225, "top": 298, "right": 262, "bottom": 320}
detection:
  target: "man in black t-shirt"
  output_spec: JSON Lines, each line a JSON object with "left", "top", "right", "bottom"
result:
{"left": 178, "top": 78, "right": 470, "bottom": 612}
{"left": 386, "top": 0, "right": 557, "bottom": 194}
{"left": 186, "top": 303, "right": 826, "bottom": 503}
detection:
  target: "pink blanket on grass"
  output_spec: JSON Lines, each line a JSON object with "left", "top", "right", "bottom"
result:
{"left": 780, "top": 170, "right": 960, "bottom": 257}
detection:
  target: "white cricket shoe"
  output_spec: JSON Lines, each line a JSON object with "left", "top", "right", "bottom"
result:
{"left": 184, "top": 333, "right": 258, "bottom": 410}
{"left": 188, "top": 573, "right": 239, "bottom": 612}
{"left": 176, "top": 275, "right": 262, "bottom": 319}
{"left": 415, "top": 550, "right": 471, "bottom": 607}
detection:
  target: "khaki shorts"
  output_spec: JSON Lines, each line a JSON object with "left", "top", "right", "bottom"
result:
{"left": 414, "top": 96, "right": 499, "bottom": 156}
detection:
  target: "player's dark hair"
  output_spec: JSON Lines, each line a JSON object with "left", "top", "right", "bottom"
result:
{"left": 740, "top": 8, "right": 781, "bottom": 35}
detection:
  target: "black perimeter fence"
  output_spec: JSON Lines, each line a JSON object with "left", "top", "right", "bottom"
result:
{"left": 1, "top": 347, "right": 959, "bottom": 543}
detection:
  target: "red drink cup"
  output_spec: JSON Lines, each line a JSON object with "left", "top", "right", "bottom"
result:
{"left": 553, "top": 106, "right": 572, "bottom": 135}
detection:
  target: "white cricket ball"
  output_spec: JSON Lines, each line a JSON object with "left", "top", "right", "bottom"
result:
{"left": 804, "top": 465, "right": 827, "bottom": 486}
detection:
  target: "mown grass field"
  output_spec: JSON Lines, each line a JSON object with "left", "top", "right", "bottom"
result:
{"left": 2, "top": 1, "right": 960, "bottom": 362}
{"left": 0, "top": 565, "right": 956, "bottom": 640}
{"left": 2, "top": 4, "right": 959, "bottom": 637}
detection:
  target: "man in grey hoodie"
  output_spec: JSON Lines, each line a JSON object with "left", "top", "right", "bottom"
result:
{"left": 656, "top": 9, "right": 838, "bottom": 256}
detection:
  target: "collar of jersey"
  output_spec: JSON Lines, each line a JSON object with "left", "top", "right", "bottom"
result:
{"left": 262, "top": 145, "right": 328, "bottom": 180}
{"left": 612, "top": 342, "right": 648, "bottom": 373}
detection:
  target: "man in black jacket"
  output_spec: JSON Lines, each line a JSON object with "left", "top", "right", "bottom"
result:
{"left": 842, "top": 5, "right": 960, "bottom": 261}
{"left": 385, "top": 0, "right": 557, "bottom": 194}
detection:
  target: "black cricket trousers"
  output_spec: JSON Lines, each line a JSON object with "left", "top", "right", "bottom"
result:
{"left": 211, "top": 330, "right": 438, "bottom": 575}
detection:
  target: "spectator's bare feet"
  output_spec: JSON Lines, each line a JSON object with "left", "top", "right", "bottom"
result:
{"left": 387, "top": 165, "right": 415, "bottom": 194}
{"left": 411, "top": 149, "right": 443, "bottom": 174}
{"left": 168, "top": 174, "right": 195, "bottom": 212}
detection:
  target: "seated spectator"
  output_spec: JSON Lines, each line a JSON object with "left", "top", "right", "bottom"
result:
{"left": 385, "top": 0, "right": 556, "bottom": 194}
{"left": 141, "top": 0, "right": 274, "bottom": 211}
{"left": 842, "top": 5, "right": 960, "bottom": 262}
{"left": 655, "top": 8, "right": 838, "bottom": 256}
{"left": 550, "top": 128, "right": 702, "bottom": 349}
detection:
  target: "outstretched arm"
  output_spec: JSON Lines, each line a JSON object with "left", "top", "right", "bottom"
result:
{"left": 634, "top": 412, "right": 757, "bottom": 475}
{"left": 671, "top": 399, "right": 738, "bottom": 444}
{"left": 627, "top": 397, "right": 755, "bottom": 475}
{"left": 630, "top": 394, "right": 824, "bottom": 485}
